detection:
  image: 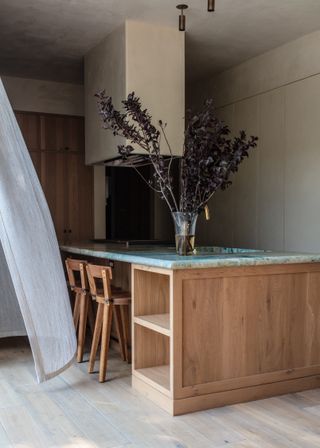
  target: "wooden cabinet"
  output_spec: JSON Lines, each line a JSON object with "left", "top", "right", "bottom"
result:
{"left": 15, "top": 111, "right": 93, "bottom": 243}
{"left": 41, "top": 114, "right": 85, "bottom": 152}
{"left": 15, "top": 112, "right": 42, "bottom": 150}
{"left": 131, "top": 263, "right": 320, "bottom": 415}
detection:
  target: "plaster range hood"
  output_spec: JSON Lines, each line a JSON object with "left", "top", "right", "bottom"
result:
{"left": 85, "top": 20, "right": 185, "bottom": 165}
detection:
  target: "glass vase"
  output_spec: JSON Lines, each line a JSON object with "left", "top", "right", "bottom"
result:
{"left": 172, "top": 212, "right": 198, "bottom": 256}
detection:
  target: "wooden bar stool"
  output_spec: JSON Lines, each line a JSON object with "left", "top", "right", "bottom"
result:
{"left": 65, "top": 258, "right": 95, "bottom": 363}
{"left": 86, "top": 263, "right": 131, "bottom": 383}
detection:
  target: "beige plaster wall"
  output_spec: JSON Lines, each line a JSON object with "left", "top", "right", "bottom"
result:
{"left": 84, "top": 24, "right": 126, "bottom": 166}
{"left": 191, "top": 30, "right": 320, "bottom": 253}
{"left": 93, "top": 166, "right": 107, "bottom": 239}
{"left": 125, "top": 20, "right": 185, "bottom": 158}
{"left": 1, "top": 76, "right": 84, "bottom": 116}
{"left": 85, "top": 20, "right": 185, "bottom": 164}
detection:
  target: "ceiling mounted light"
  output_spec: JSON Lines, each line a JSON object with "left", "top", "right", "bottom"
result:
{"left": 176, "top": 2, "right": 215, "bottom": 31}
{"left": 176, "top": 4, "right": 188, "bottom": 32}
{"left": 207, "top": 0, "right": 215, "bottom": 12}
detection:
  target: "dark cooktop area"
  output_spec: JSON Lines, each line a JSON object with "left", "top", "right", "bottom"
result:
{"left": 92, "top": 239, "right": 174, "bottom": 247}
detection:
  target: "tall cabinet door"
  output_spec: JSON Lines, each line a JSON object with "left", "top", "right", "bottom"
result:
{"left": 64, "top": 116, "right": 85, "bottom": 152}
{"left": 15, "top": 111, "right": 93, "bottom": 244}
{"left": 41, "top": 114, "right": 84, "bottom": 152}
{"left": 77, "top": 153, "right": 94, "bottom": 240}
{"left": 15, "top": 111, "right": 41, "bottom": 151}
{"left": 41, "top": 151, "right": 68, "bottom": 243}
{"left": 15, "top": 112, "right": 42, "bottom": 175}
{"left": 66, "top": 152, "right": 93, "bottom": 242}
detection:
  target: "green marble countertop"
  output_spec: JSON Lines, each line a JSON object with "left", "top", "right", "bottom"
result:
{"left": 60, "top": 242, "right": 320, "bottom": 270}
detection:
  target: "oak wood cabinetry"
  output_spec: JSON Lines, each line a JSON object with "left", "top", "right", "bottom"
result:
{"left": 131, "top": 262, "right": 320, "bottom": 415}
{"left": 15, "top": 111, "right": 93, "bottom": 243}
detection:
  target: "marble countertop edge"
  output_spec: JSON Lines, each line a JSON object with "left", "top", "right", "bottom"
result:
{"left": 60, "top": 244, "right": 320, "bottom": 270}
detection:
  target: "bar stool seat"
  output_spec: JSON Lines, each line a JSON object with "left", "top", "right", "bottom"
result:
{"left": 86, "top": 263, "right": 131, "bottom": 383}
{"left": 97, "top": 288, "right": 131, "bottom": 299}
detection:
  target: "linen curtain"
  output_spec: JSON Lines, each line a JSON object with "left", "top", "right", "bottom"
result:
{"left": 0, "top": 78, "right": 76, "bottom": 382}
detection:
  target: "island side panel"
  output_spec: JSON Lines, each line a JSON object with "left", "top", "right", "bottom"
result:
{"left": 172, "top": 263, "right": 320, "bottom": 410}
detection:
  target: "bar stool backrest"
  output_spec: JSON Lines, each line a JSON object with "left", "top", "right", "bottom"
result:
{"left": 65, "top": 258, "right": 88, "bottom": 294}
{"left": 86, "top": 264, "right": 113, "bottom": 303}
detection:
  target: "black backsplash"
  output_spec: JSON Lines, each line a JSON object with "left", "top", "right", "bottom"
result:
{"left": 106, "top": 165, "right": 154, "bottom": 240}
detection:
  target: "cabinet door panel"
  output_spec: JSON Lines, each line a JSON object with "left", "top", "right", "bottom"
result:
{"left": 67, "top": 153, "right": 93, "bottom": 241}
{"left": 64, "top": 116, "right": 84, "bottom": 152}
{"left": 42, "top": 115, "right": 84, "bottom": 152}
{"left": 15, "top": 111, "right": 92, "bottom": 243}
{"left": 15, "top": 112, "right": 41, "bottom": 150}
{"left": 29, "top": 151, "right": 42, "bottom": 180}
{"left": 67, "top": 153, "right": 80, "bottom": 241}
{"left": 41, "top": 115, "right": 66, "bottom": 151}
{"left": 77, "top": 154, "right": 93, "bottom": 240}
{"left": 42, "top": 152, "right": 67, "bottom": 243}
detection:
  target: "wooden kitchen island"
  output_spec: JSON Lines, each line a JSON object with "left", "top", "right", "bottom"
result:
{"left": 61, "top": 243, "right": 320, "bottom": 415}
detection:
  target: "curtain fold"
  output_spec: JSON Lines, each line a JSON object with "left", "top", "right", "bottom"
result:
{"left": 0, "top": 78, "right": 76, "bottom": 382}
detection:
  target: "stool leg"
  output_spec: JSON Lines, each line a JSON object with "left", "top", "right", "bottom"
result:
{"left": 99, "top": 303, "right": 113, "bottom": 383}
{"left": 73, "top": 292, "right": 80, "bottom": 330}
{"left": 114, "top": 306, "right": 126, "bottom": 361}
{"left": 77, "top": 292, "right": 89, "bottom": 363}
{"left": 121, "top": 305, "right": 130, "bottom": 363}
{"left": 87, "top": 297, "right": 95, "bottom": 334}
{"left": 88, "top": 302, "right": 103, "bottom": 374}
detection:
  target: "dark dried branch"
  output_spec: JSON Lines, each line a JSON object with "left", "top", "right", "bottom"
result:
{"left": 96, "top": 92, "right": 258, "bottom": 216}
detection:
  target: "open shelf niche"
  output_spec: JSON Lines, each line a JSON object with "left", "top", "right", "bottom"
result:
{"left": 133, "top": 267, "right": 171, "bottom": 394}
{"left": 134, "top": 325, "right": 170, "bottom": 393}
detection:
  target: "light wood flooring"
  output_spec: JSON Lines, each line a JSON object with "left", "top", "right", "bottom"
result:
{"left": 1, "top": 337, "right": 320, "bottom": 448}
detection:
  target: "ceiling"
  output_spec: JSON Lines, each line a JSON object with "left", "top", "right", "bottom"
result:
{"left": 0, "top": 0, "right": 320, "bottom": 85}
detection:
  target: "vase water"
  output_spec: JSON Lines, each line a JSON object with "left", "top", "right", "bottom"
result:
{"left": 172, "top": 212, "right": 198, "bottom": 256}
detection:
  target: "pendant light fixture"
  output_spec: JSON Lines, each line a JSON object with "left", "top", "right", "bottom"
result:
{"left": 176, "top": 2, "right": 216, "bottom": 31}
{"left": 207, "top": 0, "right": 215, "bottom": 12}
{"left": 176, "top": 4, "right": 188, "bottom": 32}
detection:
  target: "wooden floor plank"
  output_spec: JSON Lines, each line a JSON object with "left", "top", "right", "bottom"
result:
{"left": 1, "top": 337, "right": 320, "bottom": 448}
{"left": 22, "top": 390, "right": 98, "bottom": 447}
{"left": 0, "top": 406, "right": 53, "bottom": 447}
{"left": 48, "top": 385, "right": 129, "bottom": 447}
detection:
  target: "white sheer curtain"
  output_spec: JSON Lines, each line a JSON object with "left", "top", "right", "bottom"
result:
{"left": 0, "top": 78, "right": 76, "bottom": 382}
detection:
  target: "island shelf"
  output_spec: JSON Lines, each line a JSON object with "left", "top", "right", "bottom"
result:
{"left": 133, "top": 314, "right": 170, "bottom": 336}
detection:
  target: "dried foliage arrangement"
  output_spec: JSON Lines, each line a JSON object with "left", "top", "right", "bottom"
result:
{"left": 96, "top": 91, "right": 258, "bottom": 216}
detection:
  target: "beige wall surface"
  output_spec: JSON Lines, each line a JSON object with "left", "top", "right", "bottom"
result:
{"left": 126, "top": 20, "right": 185, "bottom": 158}
{"left": 84, "top": 24, "right": 123, "bottom": 165}
{"left": 192, "top": 30, "right": 320, "bottom": 253}
{"left": 84, "top": 25, "right": 126, "bottom": 165}
{"left": 1, "top": 76, "right": 84, "bottom": 116}
{"left": 85, "top": 20, "right": 185, "bottom": 165}
{"left": 93, "top": 165, "right": 106, "bottom": 239}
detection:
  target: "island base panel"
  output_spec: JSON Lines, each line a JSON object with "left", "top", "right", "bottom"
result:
{"left": 133, "top": 373, "right": 320, "bottom": 416}
{"left": 132, "top": 263, "right": 320, "bottom": 415}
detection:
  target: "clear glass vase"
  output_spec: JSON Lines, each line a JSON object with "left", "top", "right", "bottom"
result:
{"left": 172, "top": 212, "right": 198, "bottom": 256}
